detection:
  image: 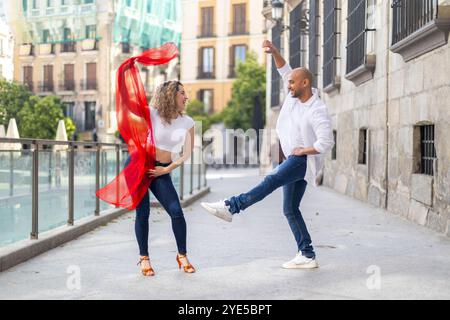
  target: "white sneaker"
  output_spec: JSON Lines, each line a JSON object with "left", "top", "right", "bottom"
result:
{"left": 282, "top": 252, "right": 319, "bottom": 269}
{"left": 200, "top": 199, "right": 233, "bottom": 222}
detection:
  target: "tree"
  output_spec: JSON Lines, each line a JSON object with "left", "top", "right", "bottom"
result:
{"left": 186, "top": 99, "right": 205, "bottom": 116}
{"left": 186, "top": 99, "right": 222, "bottom": 134}
{"left": 221, "top": 52, "right": 266, "bottom": 131}
{"left": 18, "top": 95, "right": 76, "bottom": 139}
{"left": 0, "top": 79, "right": 32, "bottom": 127}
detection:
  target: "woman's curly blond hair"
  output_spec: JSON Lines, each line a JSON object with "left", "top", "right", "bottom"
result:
{"left": 151, "top": 80, "right": 184, "bottom": 125}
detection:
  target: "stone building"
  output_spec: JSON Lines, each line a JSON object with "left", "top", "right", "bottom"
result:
{"left": 262, "top": 0, "right": 450, "bottom": 236}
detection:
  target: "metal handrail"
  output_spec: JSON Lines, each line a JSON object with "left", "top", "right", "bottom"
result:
{"left": 0, "top": 137, "right": 126, "bottom": 148}
{"left": 0, "top": 138, "right": 207, "bottom": 243}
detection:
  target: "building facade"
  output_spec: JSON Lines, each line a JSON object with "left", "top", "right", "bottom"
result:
{"left": 0, "top": 3, "right": 14, "bottom": 81}
{"left": 180, "top": 0, "right": 267, "bottom": 114}
{"left": 262, "top": 0, "right": 450, "bottom": 236}
{"left": 7, "top": 0, "right": 181, "bottom": 142}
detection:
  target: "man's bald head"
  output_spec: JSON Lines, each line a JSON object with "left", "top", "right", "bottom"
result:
{"left": 287, "top": 67, "right": 314, "bottom": 101}
{"left": 291, "top": 67, "right": 314, "bottom": 88}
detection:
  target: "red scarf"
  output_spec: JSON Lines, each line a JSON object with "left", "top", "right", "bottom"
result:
{"left": 96, "top": 42, "right": 179, "bottom": 210}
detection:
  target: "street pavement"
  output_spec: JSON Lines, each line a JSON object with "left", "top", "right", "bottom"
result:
{"left": 0, "top": 167, "right": 450, "bottom": 300}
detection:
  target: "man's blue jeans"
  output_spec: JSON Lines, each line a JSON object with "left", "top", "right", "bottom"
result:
{"left": 226, "top": 155, "right": 315, "bottom": 258}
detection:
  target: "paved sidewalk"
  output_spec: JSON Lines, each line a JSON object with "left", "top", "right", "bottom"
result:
{"left": 1, "top": 168, "right": 450, "bottom": 300}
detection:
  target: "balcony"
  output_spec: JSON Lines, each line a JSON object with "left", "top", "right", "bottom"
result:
{"left": 390, "top": 1, "right": 450, "bottom": 61}
{"left": 19, "top": 44, "right": 34, "bottom": 56}
{"left": 229, "top": 21, "right": 249, "bottom": 36}
{"left": 37, "top": 82, "right": 54, "bottom": 93}
{"left": 59, "top": 80, "right": 75, "bottom": 92}
{"left": 81, "top": 39, "right": 98, "bottom": 51}
{"left": 197, "top": 67, "right": 215, "bottom": 80}
{"left": 80, "top": 80, "right": 98, "bottom": 91}
{"left": 61, "top": 42, "right": 76, "bottom": 53}
{"left": 38, "top": 43, "right": 55, "bottom": 55}
{"left": 197, "top": 25, "right": 216, "bottom": 38}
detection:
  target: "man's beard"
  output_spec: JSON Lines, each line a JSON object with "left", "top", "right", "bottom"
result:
{"left": 290, "top": 90, "right": 301, "bottom": 98}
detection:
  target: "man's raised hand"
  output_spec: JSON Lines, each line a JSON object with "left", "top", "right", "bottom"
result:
{"left": 263, "top": 40, "right": 278, "bottom": 54}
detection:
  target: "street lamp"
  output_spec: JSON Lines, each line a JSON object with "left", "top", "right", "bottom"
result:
{"left": 271, "top": 0, "right": 284, "bottom": 22}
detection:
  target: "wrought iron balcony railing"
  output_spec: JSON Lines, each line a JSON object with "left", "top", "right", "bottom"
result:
{"left": 391, "top": 0, "right": 439, "bottom": 45}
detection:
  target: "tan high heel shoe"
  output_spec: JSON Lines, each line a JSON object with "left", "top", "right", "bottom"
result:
{"left": 137, "top": 256, "right": 155, "bottom": 276}
{"left": 176, "top": 254, "right": 196, "bottom": 273}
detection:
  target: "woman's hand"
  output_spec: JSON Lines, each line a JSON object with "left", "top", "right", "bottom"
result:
{"left": 147, "top": 166, "right": 170, "bottom": 178}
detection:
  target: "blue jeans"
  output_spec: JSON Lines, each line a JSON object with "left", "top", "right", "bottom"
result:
{"left": 226, "top": 155, "right": 315, "bottom": 258}
{"left": 125, "top": 156, "right": 187, "bottom": 256}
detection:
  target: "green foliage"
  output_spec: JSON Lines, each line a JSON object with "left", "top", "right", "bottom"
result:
{"left": 186, "top": 99, "right": 206, "bottom": 117}
{"left": 63, "top": 117, "right": 76, "bottom": 140}
{"left": 221, "top": 52, "right": 266, "bottom": 131}
{"left": 186, "top": 99, "right": 222, "bottom": 134}
{"left": 0, "top": 79, "right": 32, "bottom": 127}
{"left": 18, "top": 95, "right": 76, "bottom": 139}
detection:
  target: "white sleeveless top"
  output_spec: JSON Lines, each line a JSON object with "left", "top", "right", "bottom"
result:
{"left": 150, "top": 107, "right": 195, "bottom": 153}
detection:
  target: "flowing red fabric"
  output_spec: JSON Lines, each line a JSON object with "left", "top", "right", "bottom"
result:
{"left": 96, "top": 42, "right": 179, "bottom": 210}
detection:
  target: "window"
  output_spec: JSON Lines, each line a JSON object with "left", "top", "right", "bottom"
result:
{"left": 358, "top": 128, "right": 368, "bottom": 165}
{"left": 200, "top": 7, "right": 214, "bottom": 37}
{"left": 0, "top": 39, "right": 4, "bottom": 55}
{"left": 198, "top": 47, "right": 215, "bottom": 79}
{"left": 418, "top": 125, "right": 436, "bottom": 176}
{"left": 146, "top": 0, "right": 152, "bottom": 13}
{"left": 231, "top": 3, "right": 247, "bottom": 35}
{"left": 289, "top": 2, "right": 306, "bottom": 69}
{"left": 22, "top": 0, "right": 28, "bottom": 11}
{"left": 345, "top": 0, "right": 376, "bottom": 84}
{"left": 122, "top": 42, "right": 130, "bottom": 53}
{"left": 0, "top": 65, "right": 3, "bottom": 78}
{"left": 23, "top": 66, "right": 33, "bottom": 90}
{"left": 64, "top": 64, "right": 75, "bottom": 91}
{"left": 42, "top": 29, "right": 50, "bottom": 43}
{"left": 198, "top": 89, "right": 214, "bottom": 114}
{"left": 165, "top": 0, "right": 176, "bottom": 20}
{"left": 43, "top": 65, "right": 54, "bottom": 92}
{"left": 84, "top": 0, "right": 94, "bottom": 4}
{"left": 392, "top": 0, "right": 438, "bottom": 45}
{"left": 229, "top": 44, "right": 246, "bottom": 78}
{"left": 309, "top": 0, "right": 320, "bottom": 87}
{"left": 62, "top": 28, "right": 76, "bottom": 52}
{"left": 32, "top": 0, "right": 37, "bottom": 9}
{"left": 271, "top": 22, "right": 282, "bottom": 107}
{"left": 332, "top": 130, "right": 337, "bottom": 160}
{"left": 64, "top": 102, "right": 75, "bottom": 118}
{"left": 390, "top": 0, "right": 450, "bottom": 61}
{"left": 47, "top": 0, "right": 54, "bottom": 7}
{"left": 86, "top": 25, "right": 97, "bottom": 39}
{"left": 61, "top": 0, "right": 70, "bottom": 6}
{"left": 85, "top": 63, "right": 97, "bottom": 90}
{"left": 323, "top": 0, "right": 341, "bottom": 91}
{"left": 84, "top": 102, "right": 96, "bottom": 131}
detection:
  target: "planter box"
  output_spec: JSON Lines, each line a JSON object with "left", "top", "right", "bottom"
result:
{"left": 39, "top": 43, "right": 53, "bottom": 55}
{"left": 19, "top": 44, "right": 32, "bottom": 56}
{"left": 81, "top": 39, "right": 97, "bottom": 51}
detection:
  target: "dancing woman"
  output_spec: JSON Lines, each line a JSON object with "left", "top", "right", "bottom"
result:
{"left": 96, "top": 43, "right": 196, "bottom": 276}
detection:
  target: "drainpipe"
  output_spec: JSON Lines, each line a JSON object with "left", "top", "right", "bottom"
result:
{"left": 384, "top": 0, "right": 390, "bottom": 209}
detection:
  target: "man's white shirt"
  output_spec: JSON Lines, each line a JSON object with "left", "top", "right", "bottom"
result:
{"left": 275, "top": 63, "right": 335, "bottom": 187}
